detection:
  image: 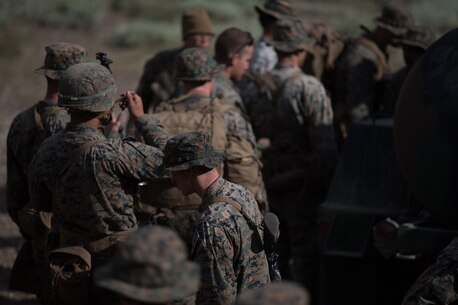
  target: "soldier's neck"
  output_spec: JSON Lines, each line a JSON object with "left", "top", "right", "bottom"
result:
{"left": 196, "top": 169, "right": 220, "bottom": 198}
{"left": 278, "top": 56, "right": 300, "bottom": 67}
{"left": 183, "top": 81, "right": 212, "bottom": 97}
{"left": 44, "top": 78, "right": 59, "bottom": 101}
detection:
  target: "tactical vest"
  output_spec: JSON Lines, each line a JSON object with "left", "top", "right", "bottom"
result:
{"left": 140, "top": 94, "right": 228, "bottom": 209}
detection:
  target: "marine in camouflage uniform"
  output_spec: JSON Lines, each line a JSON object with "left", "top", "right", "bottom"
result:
{"left": 402, "top": 237, "right": 458, "bottom": 305}
{"left": 6, "top": 42, "right": 87, "bottom": 302}
{"left": 95, "top": 225, "right": 200, "bottom": 305}
{"left": 331, "top": 4, "right": 413, "bottom": 142}
{"left": 267, "top": 19, "right": 337, "bottom": 289}
{"left": 236, "top": 281, "right": 310, "bottom": 305}
{"left": 381, "top": 27, "right": 435, "bottom": 113}
{"left": 249, "top": 0, "right": 296, "bottom": 75}
{"left": 136, "top": 7, "right": 213, "bottom": 113}
{"left": 7, "top": 42, "right": 87, "bottom": 231}
{"left": 141, "top": 48, "right": 268, "bottom": 250}
{"left": 163, "top": 131, "right": 270, "bottom": 305}
{"left": 28, "top": 62, "right": 169, "bottom": 305}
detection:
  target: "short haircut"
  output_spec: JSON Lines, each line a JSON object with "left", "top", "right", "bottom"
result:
{"left": 214, "top": 27, "right": 254, "bottom": 65}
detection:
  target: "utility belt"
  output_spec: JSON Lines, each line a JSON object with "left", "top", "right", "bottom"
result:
{"left": 58, "top": 225, "right": 138, "bottom": 255}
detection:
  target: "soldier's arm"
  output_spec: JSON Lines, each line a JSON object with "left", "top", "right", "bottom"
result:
{"left": 6, "top": 142, "right": 28, "bottom": 225}
{"left": 28, "top": 155, "right": 53, "bottom": 213}
{"left": 127, "top": 91, "right": 170, "bottom": 150}
{"left": 193, "top": 222, "right": 237, "bottom": 305}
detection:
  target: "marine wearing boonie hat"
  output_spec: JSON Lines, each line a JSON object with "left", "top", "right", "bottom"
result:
{"left": 236, "top": 281, "right": 310, "bottom": 305}
{"left": 163, "top": 131, "right": 225, "bottom": 172}
{"left": 271, "top": 19, "right": 316, "bottom": 53}
{"left": 174, "top": 47, "right": 223, "bottom": 81}
{"left": 94, "top": 225, "right": 200, "bottom": 303}
{"left": 394, "top": 26, "right": 436, "bottom": 50}
{"left": 255, "top": 0, "right": 296, "bottom": 20}
{"left": 374, "top": 4, "right": 414, "bottom": 35}
{"left": 34, "top": 42, "right": 88, "bottom": 80}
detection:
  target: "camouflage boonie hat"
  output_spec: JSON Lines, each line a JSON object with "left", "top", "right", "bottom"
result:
{"left": 34, "top": 42, "right": 88, "bottom": 80}
{"left": 58, "top": 62, "right": 116, "bottom": 112}
{"left": 394, "top": 27, "right": 436, "bottom": 50}
{"left": 95, "top": 226, "right": 200, "bottom": 303}
{"left": 182, "top": 7, "right": 213, "bottom": 40}
{"left": 271, "top": 19, "right": 316, "bottom": 53}
{"left": 164, "top": 131, "right": 224, "bottom": 172}
{"left": 236, "top": 282, "right": 310, "bottom": 305}
{"left": 174, "top": 47, "right": 223, "bottom": 81}
{"left": 255, "top": 0, "right": 296, "bottom": 20}
{"left": 374, "top": 4, "right": 414, "bottom": 35}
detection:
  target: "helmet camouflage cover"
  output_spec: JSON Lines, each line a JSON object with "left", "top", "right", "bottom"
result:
{"left": 271, "top": 19, "right": 316, "bottom": 53}
{"left": 394, "top": 26, "right": 436, "bottom": 50}
{"left": 58, "top": 62, "right": 116, "bottom": 112}
{"left": 374, "top": 4, "right": 414, "bottom": 35}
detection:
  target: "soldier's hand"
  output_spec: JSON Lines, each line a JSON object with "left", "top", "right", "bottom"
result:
{"left": 105, "top": 112, "right": 123, "bottom": 135}
{"left": 125, "top": 91, "right": 144, "bottom": 119}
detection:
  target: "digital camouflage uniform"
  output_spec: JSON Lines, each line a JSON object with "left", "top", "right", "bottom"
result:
{"left": 7, "top": 42, "right": 87, "bottom": 229}
{"left": 402, "top": 237, "right": 458, "bottom": 305}
{"left": 163, "top": 131, "right": 270, "bottom": 305}
{"left": 236, "top": 281, "right": 309, "bottom": 305}
{"left": 264, "top": 20, "right": 338, "bottom": 288}
{"left": 28, "top": 62, "right": 169, "bottom": 305}
{"left": 95, "top": 225, "right": 200, "bottom": 305}
{"left": 250, "top": 0, "right": 296, "bottom": 74}
{"left": 6, "top": 42, "right": 87, "bottom": 303}
{"left": 141, "top": 48, "right": 267, "bottom": 250}
{"left": 381, "top": 27, "right": 435, "bottom": 113}
{"left": 136, "top": 7, "right": 213, "bottom": 112}
{"left": 331, "top": 5, "right": 413, "bottom": 131}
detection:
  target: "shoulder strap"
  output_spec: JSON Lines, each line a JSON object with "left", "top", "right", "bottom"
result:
{"left": 58, "top": 139, "right": 103, "bottom": 178}
{"left": 34, "top": 105, "right": 44, "bottom": 132}
{"left": 212, "top": 196, "right": 262, "bottom": 230}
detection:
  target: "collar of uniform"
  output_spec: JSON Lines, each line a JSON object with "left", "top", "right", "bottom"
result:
{"left": 170, "top": 92, "right": 210, "bottom": 105}
{"left": 201, "top": 176, "right": 226, "bottom": 211}
{"left": 65, "top": 122, "right": 106, "bottom": 137}
{"left": 275, "top": 63, "right": 300, "bottom": 71}
{"left": 38, "top": 99, "right": 58, "bottom": 107}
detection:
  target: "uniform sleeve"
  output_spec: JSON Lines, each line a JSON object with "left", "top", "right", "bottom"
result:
{"left": 193, "top": 223, "right": 237, "bottom": 305}
{"left": 6, "top": 141, "right": 28, "bottom": 225}
{"left": 134, "top": 114, "right": 170, "bottom": 150}
{"left": 28, "top": 154, "right": 53, "bottom": 213}
{"left": 107, "top": 140, "right": 165, "bottom": 181}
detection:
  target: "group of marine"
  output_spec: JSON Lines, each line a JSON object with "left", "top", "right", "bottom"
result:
{"left": 5, "top": 0, "right": 440, "bottom": 305}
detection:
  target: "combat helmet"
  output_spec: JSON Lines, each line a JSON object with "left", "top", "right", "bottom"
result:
{"left": 374, "top": 4, "right": 414, "bottom": 35}
{"left": 34, "top": 42, "right": 88, "bottom": 80}
{"left": 58, "top": 62, "right": 116, "bottom": 112}
{"left": 271, "top": 19, "right": 316, "bottom": 53}
{"left": 174, "top": 47, "right": 222, "bottom": 81}
{"left": 95, "top": 225, "right": 200, "bottom": 303}
{"left": 236, "top": 281, "right": 310, "bottom": 305}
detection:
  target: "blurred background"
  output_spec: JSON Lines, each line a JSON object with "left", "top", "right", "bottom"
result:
{"left": 0, "top": 0, "right": 456, "bottom": 303}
